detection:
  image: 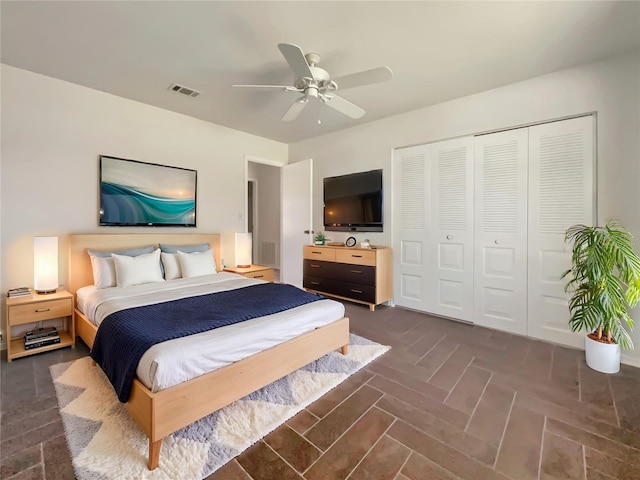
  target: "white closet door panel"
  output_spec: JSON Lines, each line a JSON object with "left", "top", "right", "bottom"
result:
{"left": 431, "top": 137, "right": 474, "bottom": 321}
{"left": 393, "top": 144, "right": 433, "bottom": 311}
{"left": 474, "top": 128, "right": 528, "bottom": 334}
{"left": 527, "top": 116, "right": 594, "bottom": 347}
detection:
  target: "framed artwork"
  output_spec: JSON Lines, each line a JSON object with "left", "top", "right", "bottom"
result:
{"left": 99, "top": 155, "right": 197, "bottom": 227}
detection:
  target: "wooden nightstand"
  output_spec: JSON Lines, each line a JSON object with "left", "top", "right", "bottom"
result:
{"left": 223, "top": 265, "right": 275, "bottom": 282}
{"left": 5, "top": 289, "right": 75, "bottom": 362}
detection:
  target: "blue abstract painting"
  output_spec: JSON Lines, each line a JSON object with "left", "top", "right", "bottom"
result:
{"left": 100, "top": 156, "right": 196, "bottom": 226}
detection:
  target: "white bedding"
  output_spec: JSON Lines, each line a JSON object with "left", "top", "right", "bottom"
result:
{"left": 76, "top": 273, "right": 345, "bottom": 392}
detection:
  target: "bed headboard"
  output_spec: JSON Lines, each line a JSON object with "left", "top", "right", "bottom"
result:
{"left": 68, "top": 233, "right": 221, "bottom": 296}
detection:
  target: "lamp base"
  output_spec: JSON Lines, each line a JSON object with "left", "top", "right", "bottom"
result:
{"left": 35, "top": 289, "right": 57, "bottom": 295}
{"left": 236, "top": 264, "right": 251, "bottom": 268}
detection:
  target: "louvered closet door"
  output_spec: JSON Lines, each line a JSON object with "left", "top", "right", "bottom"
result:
{"left": 527, "top": 116, "right": 594, "bottom": 347}
{"left": 474, "top": 128, "right": 529, "bottom": 334}
{"left": 392, "top": 145, "right": 433, "bottom": 311}
{"left": 430, "top": 137, "right": 474, "bottom": 321}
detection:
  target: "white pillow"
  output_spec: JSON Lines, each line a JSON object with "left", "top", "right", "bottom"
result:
{"left": 90, "top": 255, "right": 117, "bottom": 289}
{"left": 112, "top": 249, "right": 164, "bottom": 287}
{"left": 161, "top": 252, "right": 182, "bottom": 280}
{"left": 177, "top": 249, "right": 217, "bottom": 278}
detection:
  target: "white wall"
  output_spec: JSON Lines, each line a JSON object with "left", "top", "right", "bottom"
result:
{"left": 289, "top": 52, "right": 640, "bottom": 365}
{"left": 0, "top": 65, "right": 287, "bottom": 342}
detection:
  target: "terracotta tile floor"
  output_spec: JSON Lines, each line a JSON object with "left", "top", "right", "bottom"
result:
{"left": 2, "top": 302, "right": 640, "bottom": 479}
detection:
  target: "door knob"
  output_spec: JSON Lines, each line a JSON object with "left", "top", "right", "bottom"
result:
{"left": 446, "top": 235, "right": 453, "bottom": 240}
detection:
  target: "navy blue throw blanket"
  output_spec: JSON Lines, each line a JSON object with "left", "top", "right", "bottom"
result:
{"left": 91, "top": 283, "right": 324, "bottom": 402}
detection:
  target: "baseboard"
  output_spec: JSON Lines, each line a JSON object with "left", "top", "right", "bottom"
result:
{"left": 621, "top": 353, "right": 640, "bottom": 368}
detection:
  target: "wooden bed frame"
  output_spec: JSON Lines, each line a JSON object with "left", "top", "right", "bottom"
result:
{"left": 68, "top": 233, "right": 350, "bottom": 470}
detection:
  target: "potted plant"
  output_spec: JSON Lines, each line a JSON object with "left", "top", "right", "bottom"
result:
{"left": 562, "top": 219, "right": 640, "bottom": 373}
{"left": 314, "top": 231, "right": 327, "bottom": 246}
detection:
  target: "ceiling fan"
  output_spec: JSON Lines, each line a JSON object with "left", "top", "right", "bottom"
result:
{"left": 233, "top": 43, "right": 393, "bottom": 122}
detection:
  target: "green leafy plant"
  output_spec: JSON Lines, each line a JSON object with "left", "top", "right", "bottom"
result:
{"left": 562, "top": 219, "right": 640, "bottom": 349}
{"left": 314, "top": 231, "right": 327, "bottom": 244}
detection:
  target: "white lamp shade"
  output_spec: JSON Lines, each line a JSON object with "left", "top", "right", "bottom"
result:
{"left": 34, "top": 236, "right": 58, "bottom": 293}
{"left": 235, "top": 232, "right": 252, "bottom": 268}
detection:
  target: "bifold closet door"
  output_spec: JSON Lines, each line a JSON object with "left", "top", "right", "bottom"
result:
{"left": 430, "top": 137, "right": 474, "bottom": 321}
{"left": 392, "top": 144, "right": 433, "bottom": 311}
{"left": 527, "top": 116, "right": 594, "bottom": 347}
{"left": 474, "top": 128, "right": 529, "bottom": 335}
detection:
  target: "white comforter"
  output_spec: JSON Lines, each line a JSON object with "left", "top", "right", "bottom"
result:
{"left": 77, "top": 273, "right": 345, "bottom": 392}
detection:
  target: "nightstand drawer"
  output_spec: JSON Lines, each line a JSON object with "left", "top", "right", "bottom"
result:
{"left": 245, "top": 269, "right": 274, "bottom": 282}
{"left": 9, "top": 298, "right": 72, "bottom": 326}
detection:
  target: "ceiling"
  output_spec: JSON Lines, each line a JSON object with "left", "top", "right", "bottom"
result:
{"left": 2, "top": 1, "right": 639, "bottom": 144}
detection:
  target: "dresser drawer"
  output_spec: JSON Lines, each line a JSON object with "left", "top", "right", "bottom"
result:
{"left": 332, "top": 262, "right": 375, "bottom": 286}
{"left": 304, "top": 276, "right": 376, "bottom": 304}
{"left": 336, "top": 249, "right": 376, "bottom": 266}
{"left": 304, "top": 259, "right": 339, "bottom": 279}
{"left": 303, "top": 246, "right": 336, "bottom": 262}
{"left": 9, "top": 298, "right": 72, "bottom": 326}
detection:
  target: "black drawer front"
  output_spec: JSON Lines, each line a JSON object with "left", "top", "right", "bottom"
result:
{"left": 303, "top": 259, "right": 375, "bottom": 286}
{"left": 304, "top": 276, "right": 376, "bottom": 304}
{"left": 332, "top": 262, "right": 375, "bottom": 286}
{"left": 303, "top": 260, "right": 339, "bottom": 279}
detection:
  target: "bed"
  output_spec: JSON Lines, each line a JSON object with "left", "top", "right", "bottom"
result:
{"left": 68, "top": 233, "right": 350, "bottom": 470}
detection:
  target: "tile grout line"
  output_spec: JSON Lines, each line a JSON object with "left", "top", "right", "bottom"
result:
{"left": 492, "top": 389, "right": 516, "bottom": 470}
{"left": 548, "top": 347, "right": 555, "bottom": 380}
{"left": 607, "top": 375, "right": 621, "bottom": 428}
{"left": 344, "top": 418, "right": 399, "bottom": 479}
{"left": 261, "top": 440, "right": 306, "bottom": 479}
{"left": 443, "top": 356, "right": 474, "bottom": 404}
{"left": 301, "top": 401, "right": 380, "bottom": 475}
{"left": 582, "top": 444, "right": 588, "bottom": 480}
{"left": 537, "top": 416, "right": 547, "bottom": 480}
{"left": 394, "top": 446, "right": 413, "bottom": 480}
{"left": 464, "top": 371, "right": 492, "bottom": 432}
{"left": 577, "top": 357, "right": 582, "bottom": 402}
{"left": 426, "top": 344, "right": 460, "bottom": 383}
{"left": 413, "top": 333, "right": 447, "bottom": 366}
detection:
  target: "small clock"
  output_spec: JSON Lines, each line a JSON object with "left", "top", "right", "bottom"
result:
{"left": 345, "top": 236, "right": 357, "bottom": 247}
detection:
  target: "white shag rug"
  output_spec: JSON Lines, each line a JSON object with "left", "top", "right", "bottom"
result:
{"left": 50, "top": 334, "right": 389, "bottom": 480}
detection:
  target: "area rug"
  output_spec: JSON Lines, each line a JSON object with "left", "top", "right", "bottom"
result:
{"left": 50, "top": 334, "right": 389, "bottom": 479}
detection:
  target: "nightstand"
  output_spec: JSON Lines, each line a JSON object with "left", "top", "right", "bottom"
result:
{"left": 5, "top": 289, "right": 75, "bottom": 361}
{"left": 223, "top": 265, "right": 275, "bottom": 282}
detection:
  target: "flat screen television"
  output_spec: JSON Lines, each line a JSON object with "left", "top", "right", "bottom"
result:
{"left": 324, "top": 169, "right": 383, "bottom": 232}
{"left": 99, "top": 155, "right": 197, "bottom": 227}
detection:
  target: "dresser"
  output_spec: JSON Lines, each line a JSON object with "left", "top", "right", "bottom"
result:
{"left": 303, "top": 245, "right": 392, "bottom": 311}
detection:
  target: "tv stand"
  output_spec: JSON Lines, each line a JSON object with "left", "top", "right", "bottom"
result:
{"left": 303, "top": 245, "right": 393, "bottom": 311}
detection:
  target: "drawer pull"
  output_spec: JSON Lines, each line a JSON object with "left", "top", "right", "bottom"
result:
{"left": 352, "top": 255, "right": 363, "bottom": 258}
{"left": 350, "top": 289, "right": 363, "bottom": 294}
{"left": 312, "top": 251, "right": 322, "bottom": 255}
{"left": 350, "top": 270, "right": 362, "bottom": 274}
{"left": 310, "top": 264, "right": 321, "bottom": 268}
{"left": 254, "top": 275, "right": 264, "bottom": 278}
{"left": 311, "top": 281, "right": 320, "bottom": 285}
{"left": 35, "top": 308, "right": 51, "bottom": 313}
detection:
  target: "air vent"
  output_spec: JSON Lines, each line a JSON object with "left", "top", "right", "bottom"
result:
{"left": 168, "top": 83, "right": 201, "bottom": 98}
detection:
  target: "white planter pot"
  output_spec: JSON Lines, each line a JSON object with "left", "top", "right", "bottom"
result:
{"left": 584, "top": 335, "right": 620, "bottom": 374}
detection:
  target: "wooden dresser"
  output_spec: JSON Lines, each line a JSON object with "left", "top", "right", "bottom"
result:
{"left": 303, "top": 245, "right": 392, "bottom": 311}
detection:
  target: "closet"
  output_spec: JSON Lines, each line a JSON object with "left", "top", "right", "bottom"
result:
{"left": 392, "top": 115, "right": 594, "bottom": 348}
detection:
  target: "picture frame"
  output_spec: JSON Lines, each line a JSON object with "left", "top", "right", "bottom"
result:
{"left": 99, "top": 155, "right": 197, "bottom": 227}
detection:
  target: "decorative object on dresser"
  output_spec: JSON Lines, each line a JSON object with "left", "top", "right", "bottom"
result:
{"left": 5, "top": 289, "right": 75, "bottom": 361}
{"left": 7, "top": 287, "right": 32, "bottom": 298}
{"left": 223, "top": 264, "right": 275, "bottom": 282}
{"left": 313, "top": 231, "right": 327, "bottom": 245}
{"left": 345, "top": 236, "right": 357, "bottom": 247}
{"left": 303, "top": 244, "right": 393, "bottom": 311}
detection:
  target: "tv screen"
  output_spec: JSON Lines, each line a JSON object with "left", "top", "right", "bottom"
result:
{"left": 324, "top": 169, "right": 383, "bottom": 232}
{"left": 100, "top": 155, "right": 197, "bottom": 227}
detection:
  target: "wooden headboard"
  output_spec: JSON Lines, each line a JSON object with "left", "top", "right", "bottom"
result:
{"left": 68, "top": 233, "right": 221, "bottom": 296}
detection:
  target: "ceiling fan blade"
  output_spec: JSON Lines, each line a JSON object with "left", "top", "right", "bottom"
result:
{"left": 232, "top": 84, "right": 299, "bottom": 91}
{"left": 282, "top": 100, "right": 308, "bottom": 122}
{"left": 324, "top": 94, "right": 365, "bottom": 119}
{"left": 331, "top": 66, "right": 393, "bottom": 91}
{"left": 278, "top": 43, "right": 315, "bottom": 81}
